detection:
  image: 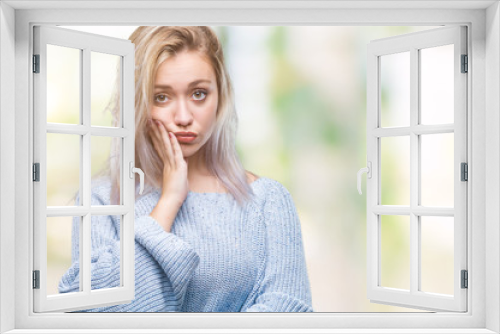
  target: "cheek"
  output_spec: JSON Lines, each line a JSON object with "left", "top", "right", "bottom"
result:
{"left": 149, "top": 107, "right": 172, "bottom": 125}
{"left": 149, "top": 107, "right": 162, "bottom": 119}
{"left": 202, "top": 106, "right": 218, "bottom": 133}
{"left": 208, "top": 95, "right": 218, "bottom": 123}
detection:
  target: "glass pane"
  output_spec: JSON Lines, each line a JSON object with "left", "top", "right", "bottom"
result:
{"left": 381, "top": 136, "right": 410, "bottom": 205}
{"left": 420, "top": 216, "right": 454, "bottom": 295}
{"left": 421, "top": 133, "right": 454, "bottom": 207}
{"left": 91, "top": 136, "right": 121, "bottom": 205}
{"left": 47, "top": 44, "right": 80, "bottom": 124}
{"left": 380, "top": 215, "right": 410, "bottom": 290}
{"left": 380, "top": 52, "right": 410, "bottom": 128}
{"left": 420, "top": 44, "right": 454, "bottom": 125}
{"left": 47, "top": 216, "right": 79, "bottom": 295}
{"left": 91, "top": 215, "right": 121, "bottom": 290}
{"left": 47, "top": 133, "right": 80, "bottom": 206}
{"left": 91, "top": 52, "right": 121, "bottom": 127}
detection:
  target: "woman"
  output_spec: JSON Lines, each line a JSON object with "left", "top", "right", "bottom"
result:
{"left": 59, "top": 26, "right": 313, "bottom": 312}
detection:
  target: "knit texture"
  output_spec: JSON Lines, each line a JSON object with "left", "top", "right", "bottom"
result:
{"left": 58, "top": 177, "right": 313, "bottom": 312}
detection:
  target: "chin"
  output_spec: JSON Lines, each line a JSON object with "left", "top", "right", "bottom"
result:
{"left": 180, "top": 146, "right": 200, "bottom": 159}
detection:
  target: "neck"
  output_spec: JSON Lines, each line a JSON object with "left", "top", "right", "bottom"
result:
{"left": 186, "top": 148, "right": 224, "bottom": 193}
{"left": 186, "top": 148, "right": 212, "bottom": 177}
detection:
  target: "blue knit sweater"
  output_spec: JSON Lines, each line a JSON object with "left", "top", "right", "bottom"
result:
{"left": 59, "top": 177, "right": 313, "bottom": 312}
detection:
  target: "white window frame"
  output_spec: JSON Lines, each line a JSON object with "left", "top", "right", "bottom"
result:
{"left": 33, "top": 25, "right": 137, "bottom": 313}
{"left": 366, "top": 26, "right": 468, "bottom": 312}
{"left": 0, "top": 1, "right": 499, "bottom": 333}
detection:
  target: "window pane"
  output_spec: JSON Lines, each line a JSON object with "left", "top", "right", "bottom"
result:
{"left": 420, "top": 216, "right": 454, "bottom": 295}
{"left": 47, "top": 133, "right": 80, "bottom": 206}
{"left": 91, "top": 52, "right": 121, "bottom": 127}
{"left": 381, "top": 136, "right": 410, "bottom": 205}
{"left": 91, "top": 215, "right": 121, "bottom": 290}
{"left": 380, "top": 215, "right": 410, "bottom": 290}
{"left": 421, "top": 133, "right": 454, "bottom": 207}
{"left": 91, "top": 136, "right": 121, "bottom": 205}
{"left": 47, "top": 44, "right": 80, "bottom": 124}
{"left": 420, "top": 44, "right": 454, "bottom": 125}
{"left": 380, "top": 52, "right": 410, "bottom": 128}
{"left": 47, "top": 216, "right": 79, "bottom": 295}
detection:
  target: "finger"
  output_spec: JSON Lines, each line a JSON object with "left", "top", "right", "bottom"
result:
{"left": 151, "top": 136, "right": 165, "bottom": 162}
{"left": 169, "top": 132, "right": 185, "bottom": 169}
{"left": 152, "top": 120, "right": 162, "bottom": 142}
{"left": 156, "top": 121, "right": 175, "bottom": 167}
{"left": 149, "top": 121, "right": 166, "bottom": 161}
{"left": 149, "top": 119, "right": 161, "bottom": 143}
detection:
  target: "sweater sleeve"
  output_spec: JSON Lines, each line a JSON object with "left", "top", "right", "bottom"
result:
{"left": 240, "top": 181, "right": 314, "bottom": 312}
{"left": 58, "top": 188, "right": 200, "bottom": 312}
{"left": 133, "top": 214, "right": 200, "bottom": 308}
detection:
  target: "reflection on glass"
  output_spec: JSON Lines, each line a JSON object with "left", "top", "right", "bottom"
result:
{"left": 380, "top": 215, "right": 410, "bottom": 290}
{"left": 91, "top": 215, "right": 121, "bottom": 290}
{"left": 47, "top": 133, "right": 80, "bottom": 206}
{"left": 380, "top": 52, "right": 410, "bottom": 128}
{"left": 420, "top": 44, "right": 454, "bottom": 125}
{"left": 421, "top": 133, "right": 454, "bottom": 207}
{"left": 420, "top": 216, "right": 454, "bottom": 295}
{"left": 47, "top": 216, "right": 79, "bottom": 295}
{"left": 91, "top": 52, "right": 121, "bottom": 127}
{"left": 47, "top": 44, "right": 81, "bottom": 124}
{"left": 381, "top": 136, "right": 410, "bottom": 205}
{"left": 91, "top": 136, "right": 121, "bottom": 205}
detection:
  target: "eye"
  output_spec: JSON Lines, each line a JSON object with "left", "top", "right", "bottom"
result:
{"left": 192, "top": 90, "right": 207, "bottom": 101}
{"left": 154, "top": 94, "right": 168, "bottom": 103}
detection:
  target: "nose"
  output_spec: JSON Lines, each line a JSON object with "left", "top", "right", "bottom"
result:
{"left": 174, "top": 99, "right": 193, "bottom": 127}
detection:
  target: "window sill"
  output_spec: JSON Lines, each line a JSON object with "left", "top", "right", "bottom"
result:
{"left": 3, "top": 329, "right": 498, "bottom": 334}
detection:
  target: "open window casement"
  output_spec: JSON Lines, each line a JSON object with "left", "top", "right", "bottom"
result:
{"left": 33, "top": 25, "right": 139, "bottom": 312}
{"left": 361, "top": 25, "right": 467, "bottom": 312}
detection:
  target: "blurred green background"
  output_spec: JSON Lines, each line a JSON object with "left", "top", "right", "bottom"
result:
{"left": 46, "top": 25, "right": 455, "bottom": 312}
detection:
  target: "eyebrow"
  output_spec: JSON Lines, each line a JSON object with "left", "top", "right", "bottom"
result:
{"left": 154, "top": 79, "right": 212, "bottom": 89}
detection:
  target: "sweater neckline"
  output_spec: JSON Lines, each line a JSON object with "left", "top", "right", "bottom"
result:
{"left": 187, "top": 176, "right": 265, "bottom": 197}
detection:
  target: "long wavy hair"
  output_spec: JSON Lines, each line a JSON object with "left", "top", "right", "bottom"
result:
{"left": 101, "top": 26, "right": 254, "bottom": 207}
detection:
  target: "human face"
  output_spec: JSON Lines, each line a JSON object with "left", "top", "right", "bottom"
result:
{"left": 150, "top": 51, "right": 218, "bottom": 160}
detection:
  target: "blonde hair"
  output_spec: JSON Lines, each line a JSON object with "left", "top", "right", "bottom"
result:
{"left": 105, "top": 26, "right": 254, "bottom": 207}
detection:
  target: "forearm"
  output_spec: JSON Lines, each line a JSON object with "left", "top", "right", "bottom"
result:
{"left": 62, "top": 215, "right": 200, "bottom": 312}
{"left": 149, "top": 196, "right": 181, "bottom": 232}
{"left": 134, "top": 215, "right": 200, "bottom": 300}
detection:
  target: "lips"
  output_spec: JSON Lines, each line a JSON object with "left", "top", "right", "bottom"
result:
{"left": 174, "top": 132, "right": 197, "bottom": 143}
{"left": 174, "top": 132, "right": 197, "bottom": 137}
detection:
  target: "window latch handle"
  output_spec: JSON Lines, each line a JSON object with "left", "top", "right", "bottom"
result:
{"left": 357, "top": 161, "right": 372, "bottom": 195}
{"left": 129, "top": 162, "right": 145, "bottom": 195}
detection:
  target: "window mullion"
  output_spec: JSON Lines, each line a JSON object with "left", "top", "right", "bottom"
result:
{"left": 82, "top": 47, "right": 91, "bottom": 294}
{"left": 82, "top": 213, "right": 91, "bottom": 293}
{"left": 122, "top": 51, "right": 135, "bottom": 293}
{"left": 410, "top": 47, "right": 419, "bottom": 295}
{"left": 82, "top": 47, "right": 91, "bottom": 208}
{"left": 372, "top": 124, "right": 454, "bottom": 137}
{"left": 46, "top": 123, "right": 130, "bottom": 137}
{"left": 46, "top": 206, "right": 127, "bottom": 216}
{"left": 372, "top": 205, "right": 455, "bottom": 216}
